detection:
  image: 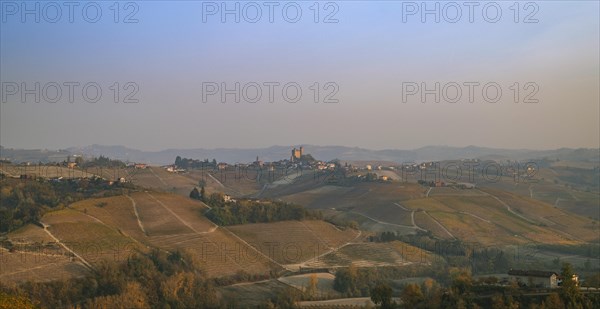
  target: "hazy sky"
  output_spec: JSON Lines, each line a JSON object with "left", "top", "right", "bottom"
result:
{"left": 1, "top": 1, "right": 598, "bottom": 151}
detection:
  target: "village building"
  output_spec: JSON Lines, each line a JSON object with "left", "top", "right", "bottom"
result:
{"left": 508, "top": 269, "right": 559, "bottom": 289}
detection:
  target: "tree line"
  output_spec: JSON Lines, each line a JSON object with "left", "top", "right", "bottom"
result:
{"left": 175, "top": 156, "right": 217, "bottom": 169}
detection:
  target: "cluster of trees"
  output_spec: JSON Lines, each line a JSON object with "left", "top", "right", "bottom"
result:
{"left": 189, "top": 186, "right": 205, "bottom": 201}
{"left": 204, "top": 193, "right": 322, "bottom": 226}
{"left": 333, "top": 264, "right": 437, "bottom": 298}
{"left": 0, "top": 178, "right": 125, "bottom": 233}
{"left": 0, "top": 249, "right": 219, "bottom": 309}
{"left": 79, "top": 155, "right": 126, "bottom": 168}
{"left": 174, "top": 156, "right": 217, "bottom": 169}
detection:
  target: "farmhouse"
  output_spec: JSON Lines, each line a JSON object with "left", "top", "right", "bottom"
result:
{"left": 508, "top": 269, "right": 558, "bottom": 288}
{"left": 134, "top": 163, "right": 147, "bottom": 169}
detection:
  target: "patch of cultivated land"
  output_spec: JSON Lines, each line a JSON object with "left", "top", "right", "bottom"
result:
{"left": 2, "top": 224, "right": 90, "bottom": 284}
{"left": 142, "top": 192, "right": 215, "bottom": 232}
{"left": 6, "top": 191, "right": 284, "bottom": 280}
{"left": 126, "top": 193, "right": 280, "bottom": 277}
{"left": 0, "top": 165, "right": 97, "bottom": 179}
{"left": 403, "top": 192, "right": 597, "bottom": 246}
{"left": 280, "top": 183, "right": 426, "bottom": 231}
{"left": 130, "top": 192, "right": 197, "bottom": 236}
{"left": 130, "top": 167, "right": 197, "bottom": 196}
{"left": 479, "top": 188, "right": 599, "bottom": 242}
{"left": 302, "top": 241, "right": 430, "bottom": 269}
{"left": 0, "top": 248, "right": 89, "bottom": 284}
{"left": 278, "top": 272, "right": 340, "bottom": 296}
{"left": 186, "top": 169, "right": 263, "bottom": 197}
{"left": 44, "top": 212, "right": 142, "bottom": 264}
{"left": 324, "top": 209, "right": 417, "bottom": 235}
{"left": 146, "top": 228, "right": 280, "bottom": 278}
{"left": 280, "top": 185, "right": 354, "bottom": 209}
{"left": 280, "top": 182, "right": 425, "bottom": 210}
{"left": 227, "top": 220, "right": 359, "bottom": 265}
{"left": 8, "top": 223, "right": 55, "bottom": 243}
{"left": 297, "top": 297, "right": 375, "bottom": 307}
{"left": 413, "top": 211, "right": 454, "bottom": 240}
{"left": 70, "top": 195, "right": 147, "bottom": 239}
{"left": 428, "top": 187, "right": 487, "bottom": 196}
{"left": 217, "top": 279, "right": 291, "bottom": 307}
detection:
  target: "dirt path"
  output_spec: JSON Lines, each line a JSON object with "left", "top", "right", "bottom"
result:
{"left": 425, "top": 187, "right": 432, "bottom": 197}
{"left": 477, "top": 190, "right": 538, "bottom": 224}
{"left": 126, "top": 195, "right": 147, "bottom": 235}
{"left": 459, "top": 211, "right": 492, "bottom": 223}
{"left": 255, "top": 183, "right": 269, "bottom": 198}
{"left": 529, "top": 185, "right": 534, "bottom": 198}
{"left": 207, "top": 173, "right": 225, "bottom": 188}
{"left": 146, "top": 193, "right": 206, "bottom": 234}
{"left": 290, "top": 229, "right": 363, "bottom": 269}
{"left": 39, "top": 222, "right": 94, "bottom": 270}
{"left": 393, "top": 202, "right": 427, "bottom": 231}
{"left": 422, "top": 211, "right": 455, "bottom": 239}
{"left": 350, "top": 211, "right": 417, "bottom": 230}
{"left": 220, "top": 226, "right": 290, "bottom": 271}
{"left": 149, "top": 168, "right": 169, "bottom": 187}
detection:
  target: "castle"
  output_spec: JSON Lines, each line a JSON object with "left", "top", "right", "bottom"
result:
{"left": 291, "top": 146, "right": 303, "bottom": 162}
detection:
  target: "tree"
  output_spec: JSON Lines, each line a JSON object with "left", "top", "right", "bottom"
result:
{"left": 307, "top": 273, "right": 318, "bottom": 298}
{"left": 200, "top": 186, "right": 205, "bottom": 201}
{"left": 559, "top": 262, "right": 581, "bottom": 308}
{"left": 544, "top": 292, "right": 565, "bottom": 309}
{"left": 401, "top": 283, "right": 424, "bottom": 308}
{"left": 371, "top": 283, "right": 393, "bottom": 309}
{"left": 74, "top": 156, "right": 84, "bottom": 166}
{"left": 333, "top": 264, "right": 358, "bottom": 296}
{"left": 490, "top": 293, "right": 506, "bottom": 309}
{"left": 189, "top": 187, "right": 200, "bottom": 200}
{"left": 421, "top": 279, "right": 441, "bottom": 308}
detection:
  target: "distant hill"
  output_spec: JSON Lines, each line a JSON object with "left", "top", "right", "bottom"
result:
{"left": 0, "top": 146, "right": 72, "bottom": 163}
{"left": 1, "top": 144, "right": 598, "bottom": 166}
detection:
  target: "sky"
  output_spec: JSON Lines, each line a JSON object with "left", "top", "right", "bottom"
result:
{"left": 1, "top": 1, "right": 599, "bottom": 151}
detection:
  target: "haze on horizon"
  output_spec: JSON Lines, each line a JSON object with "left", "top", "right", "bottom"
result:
{"left": 1, "top": 1, "right": 599, "bottom": 152}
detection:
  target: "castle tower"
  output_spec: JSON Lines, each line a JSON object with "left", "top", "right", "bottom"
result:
{"left": 291, "top": 147, "right": 302, "bottom": 162}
